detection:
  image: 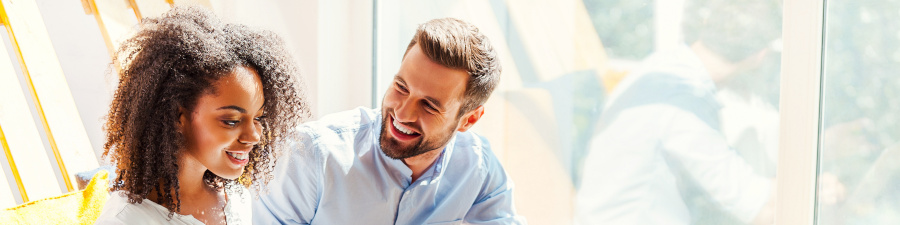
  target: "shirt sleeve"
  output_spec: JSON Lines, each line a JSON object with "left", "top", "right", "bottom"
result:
{"left": 253, "top": 129, "right": 324, "bottom": 225}
{"left": 463, "top": 137, "right": 528, "bottom": 225}
{"left": 660, "top": 105, "right": 772, "bottom": 223}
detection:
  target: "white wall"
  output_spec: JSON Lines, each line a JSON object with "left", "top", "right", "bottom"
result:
{"left": 15, "top": 0, "right": 373, "bottom": 166}
{"left": 35, "top": 0, "right": 113, "bottom": 163}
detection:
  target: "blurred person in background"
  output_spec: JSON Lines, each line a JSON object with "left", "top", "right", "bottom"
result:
{"left": 574, "top": 0, "right": 782, "bottom": 224}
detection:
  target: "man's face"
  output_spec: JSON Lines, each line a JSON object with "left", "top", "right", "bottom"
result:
{"left": 379, "top": 44, "right": 470, "bottom": 159}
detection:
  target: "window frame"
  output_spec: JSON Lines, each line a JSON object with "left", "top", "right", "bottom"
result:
{"left": 776, "top": 0, "right": 825, "bottom": 224}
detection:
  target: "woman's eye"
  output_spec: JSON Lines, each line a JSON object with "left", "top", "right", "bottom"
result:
{"left": 223, "top": 120, "right": 239, "bottom": 127}
{"left": 254, "top": 116, "right": 267, "bottom": 122}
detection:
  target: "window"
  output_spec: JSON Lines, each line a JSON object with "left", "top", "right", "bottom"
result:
{"left": 375, "top": 0, "right": 782, "bottom": 223}
{"left": 818, "top": 0, "right": 900, "bottom": 224}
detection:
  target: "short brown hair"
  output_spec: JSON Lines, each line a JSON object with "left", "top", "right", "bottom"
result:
{"left": 403, "top": 18, "right": 501, "bottom": 116}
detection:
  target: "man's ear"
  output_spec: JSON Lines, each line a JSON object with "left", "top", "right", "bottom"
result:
{"left": 456, "top": 105, "right": 484, "bottom": 132}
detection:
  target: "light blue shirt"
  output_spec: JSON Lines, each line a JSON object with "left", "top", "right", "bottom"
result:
{"left": 254, "top": 107, "right": 525, "bottom": 225}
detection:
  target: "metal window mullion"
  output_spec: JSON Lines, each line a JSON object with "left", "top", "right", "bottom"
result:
{"left": 775, "top": 0, "right": 825, "bottom": 224}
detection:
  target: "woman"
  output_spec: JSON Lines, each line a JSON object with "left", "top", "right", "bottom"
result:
{"left": 95, "top": 6, "right": 307, "bottom": 225}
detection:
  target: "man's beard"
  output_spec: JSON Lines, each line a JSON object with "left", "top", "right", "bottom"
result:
{"left": 379, "top": 112, "right": 456, "bottom": 160}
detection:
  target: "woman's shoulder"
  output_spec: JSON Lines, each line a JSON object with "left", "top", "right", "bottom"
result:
{"left": 224, "top": 184, "right": 253, "bottom": 225}
{"left": 95, "top": 191, "right": 204, "bottom": 225}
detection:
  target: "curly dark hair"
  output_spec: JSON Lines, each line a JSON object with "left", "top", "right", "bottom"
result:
{"left": 102, "top": 6, "right": 308, "bottom": 215}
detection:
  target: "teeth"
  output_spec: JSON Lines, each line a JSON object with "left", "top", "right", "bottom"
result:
{"left": 392, "top": 119, "right": 415, "bottom": 135}
{"left": 227, "top": 152, "right": 249, "bottom": 160}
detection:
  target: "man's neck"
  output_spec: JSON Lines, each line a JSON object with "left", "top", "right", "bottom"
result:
{"left": 402, "top": 147, "right": 443, "bottom": 183}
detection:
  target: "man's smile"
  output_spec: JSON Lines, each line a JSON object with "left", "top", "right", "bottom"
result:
{"left": 388, "top": 114, "right": 422, "bottom": 141}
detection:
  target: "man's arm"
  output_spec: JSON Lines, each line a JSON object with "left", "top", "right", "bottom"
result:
{"left": 253, "top": 131, "right": 323, "bottom": 225}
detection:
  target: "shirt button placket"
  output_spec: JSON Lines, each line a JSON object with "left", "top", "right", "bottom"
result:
{"left": 397, "top": 188, "right": 414, "bottom": 224}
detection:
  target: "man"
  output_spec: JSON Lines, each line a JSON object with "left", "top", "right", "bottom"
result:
{"left": 254, "top": 18, "right": 525, "bottom": 225}
{"left": 574, "top": 0, "right": 781, "bottom": 224}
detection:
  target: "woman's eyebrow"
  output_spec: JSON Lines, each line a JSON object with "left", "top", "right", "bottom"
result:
{"left": 217, "top": 105, "right": 246, "bottom": 113}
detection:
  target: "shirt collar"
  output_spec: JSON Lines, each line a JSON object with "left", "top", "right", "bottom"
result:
{"left": 419, "top": 134, "right": 455, "bottom": 184}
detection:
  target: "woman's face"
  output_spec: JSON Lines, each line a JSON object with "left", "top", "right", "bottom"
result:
{"left": 181, "top": 66, "right": 265, "bottom": 180}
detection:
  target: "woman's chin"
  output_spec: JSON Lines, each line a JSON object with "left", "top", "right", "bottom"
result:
{"left": 211, "top": 169, "right": 244, "bottom": 180}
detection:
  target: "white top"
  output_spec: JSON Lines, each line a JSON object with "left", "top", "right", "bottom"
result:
{"left": 95, "top": 184, "right": 252, "bottom": 225}
{"left": 574, "top": 45, "right": 772, "bottom": 225}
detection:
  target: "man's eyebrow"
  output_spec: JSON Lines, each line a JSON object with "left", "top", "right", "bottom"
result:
{"left": 217, "top": 105, "right": 246, "bottom": 113}
{"left": 394, "top": 76, "right": 407, "bottom": 86}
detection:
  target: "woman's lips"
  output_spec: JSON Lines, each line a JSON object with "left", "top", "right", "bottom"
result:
{"left": 225, "top": 149, "right": 250, "bottom": 166}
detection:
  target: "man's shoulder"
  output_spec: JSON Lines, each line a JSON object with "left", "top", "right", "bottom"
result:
{"left": 297, "top": 107, "right": 378, "bottom": 148}
{"left": 451, "top": 131, "right": 503, "bottom": 174}
{"left": 292, "top": 107, "right": 379, "bottom": 164}
{"left": 300, "top": 107, "right": 378, "bottom": 137}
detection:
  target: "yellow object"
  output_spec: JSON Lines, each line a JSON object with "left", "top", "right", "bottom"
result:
{"left": 601, "top": 69, "right": 630, "bottom": 93}
{"left": 0, "top": 170, "right": 110, "bottom": 224}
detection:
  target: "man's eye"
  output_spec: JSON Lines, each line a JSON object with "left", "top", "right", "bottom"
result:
{"left": 396, "top": 83, "right": 408, "bottom": 93}
{"left": 424, "top": 103, "right": 438, "bottom": 113}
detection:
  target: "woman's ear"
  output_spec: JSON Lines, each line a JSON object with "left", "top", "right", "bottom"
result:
{"left": 177, "top": 107, "right": 188, "bottom": 132}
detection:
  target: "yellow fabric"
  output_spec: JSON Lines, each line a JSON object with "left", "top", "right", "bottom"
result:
{"left": 0, "top": 170, "right": 110, "bottom": 225}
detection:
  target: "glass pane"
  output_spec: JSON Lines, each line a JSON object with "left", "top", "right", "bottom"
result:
{"left": 818, "top": 0, "right": 900, "bottom": 224}
{"left": 577, "top": 1, "right": 782, "bottom": 224}
{"left": 375, "top": 0, "right": 781, "bottom": 224}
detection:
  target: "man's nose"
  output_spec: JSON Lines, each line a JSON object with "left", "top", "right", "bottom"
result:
{"left": 393, "top": 98, "right": 417, "bottom": 123}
